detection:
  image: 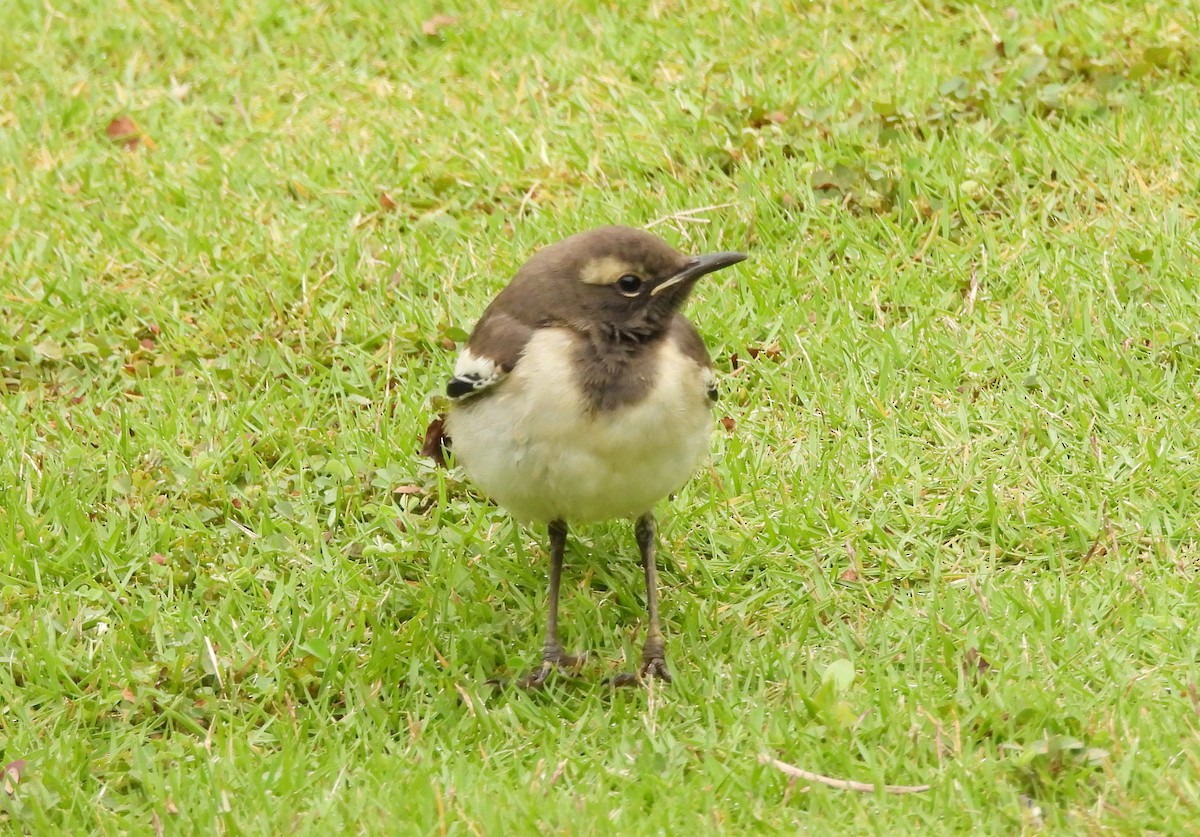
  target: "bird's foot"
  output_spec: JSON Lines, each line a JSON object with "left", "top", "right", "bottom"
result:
{"left": 609, "top": 640, "right": 672, "bottom": 687}
{"left": 609, "top": 658, "right": 672, "bottom": 687}
{"left": 641, "top": 655, "right": 672, "bottom": 683}
{"left": 517, "top": 648, "right": 586, "bottom": 689}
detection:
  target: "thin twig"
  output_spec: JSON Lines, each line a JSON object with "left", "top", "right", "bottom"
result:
{"left": 758, "top": 753, "right": 933, "bottom": 794}
{"left": 646, "top": 201, "right": 738, "bottom": 228}
{"left": 518, "top": 179, "right": 542, "bottom": 218}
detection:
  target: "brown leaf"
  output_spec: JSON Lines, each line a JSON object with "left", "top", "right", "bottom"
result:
{"left": 746, "top": 342, "right": 783, "bottom": 361}
{"left": 421, "top": 13, "right": 459, "bottom": 36}
{"left": 106, "top": 115, "right": 138, "bottom": 142}
{"left": 839, "top": 568, "right": 859, "bottom": 582}
{"left": 379, "top": 190, "right": 398, "bottom": 211}
{"left": 3, "top": 759, "right": 25, "bottom": 795}
{"left": 150, "top": 552, "right": 167, "bottom": 565}
{"left": 962, "top": 647, "right": 993, "bottom": 677}
{"left": 420, "top": 415, "right": 450, "bottom": 467}
{"left": 747, "top": 109, "right": 788, "bottom": 129}
{"left": 106, "top": 115, "right": 153, "bottom": 150}
{"left": 122, "top": 686, "right": 136, "bottom": 703}
{"left": 720, "top": 415, "right": 736, "bottom": 433}
{"left": 729, "top": 352, "right": 740, "bottom": 371}
{"left": 140, "top": 338, "right": 156, "bottom": 350}
{"left": 393, "top": 484, "right": 422, "bottom": 495}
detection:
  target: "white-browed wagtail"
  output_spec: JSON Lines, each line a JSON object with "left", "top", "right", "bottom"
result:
{"left": 441, "top": 225, "right": 746, "bottom": 687}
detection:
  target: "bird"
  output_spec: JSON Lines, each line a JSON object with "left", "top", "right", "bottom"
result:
{"left": 441, "top": 225, "right": 746, "bottom": 687}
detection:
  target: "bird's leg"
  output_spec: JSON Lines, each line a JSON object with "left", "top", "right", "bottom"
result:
{"left": 635, "top": 512, "right": 673, "bottom": 682}
{"left": 613, "top": 512, "right": 673, "bottom": 686}
{"left": 520, "top": 519, "right": 584, "bottom": 688}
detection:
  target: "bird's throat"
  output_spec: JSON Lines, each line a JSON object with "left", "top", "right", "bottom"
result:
{"left": 571, "top": 333, "right": 661, "bottom": 412}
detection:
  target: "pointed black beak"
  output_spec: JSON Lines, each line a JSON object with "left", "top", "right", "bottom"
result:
{"left": 651, "top": 251, "right": 748, "bottom": 297}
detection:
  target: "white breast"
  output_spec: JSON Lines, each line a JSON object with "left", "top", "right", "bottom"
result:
{"left": 446, "top": 328, "right": 714, "bottom": 523}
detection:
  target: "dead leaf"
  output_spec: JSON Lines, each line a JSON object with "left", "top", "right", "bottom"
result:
{"left": 106, "top": 115, "right": 138, "bottom": 144}
{"left": 379, "top": 190, "right": 398, "bottom": 211}
{"left": 393, "top": 484, "right": 422, "bottom": 495}
{"left": 720, "top": 415, "right": 736, "bottom": 433}
{"left": 421, "top": 13, "right": 459, "bottom": 36}
{"left": 962, "top": 647, "right": 993, "bottom": 677}
{"left": 3, "top": 760, "right": 25, "bottom": 795}
{"left": 169, "top": 77, "right": 192, "bottom": 101}
{"left": 150, "top": 552, "right": 167, "bottom": 565}
{"left": 33, "top": 148, "right": 55, "bottom": 171}
{"left": 105, "top": 115, "right": 154, "bottom": 150}
{"left": 747, "top": 109, "right": 788, "bottom": 129}
{"left": 420, "top": 415, "right": 450, "bottom": 467}
{"left": 122, "top": 686, "right": 136, "bottom": 703}
{"left": 746, "top": 342, "right": 783, "bottom": 361}
{"left": 839, "top": 568, "right": 859, "bottom": 582}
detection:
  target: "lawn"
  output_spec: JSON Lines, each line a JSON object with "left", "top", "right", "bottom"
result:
{"left": 3, "top": 0, "right": 1200, "bottom": 832}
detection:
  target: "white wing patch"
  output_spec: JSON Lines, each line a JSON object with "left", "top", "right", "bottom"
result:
{"left": 702, "top": 367, "right": 718, "bottom": 402}
{"left": 447, "top": 348, "right": 505, "bottom": 400}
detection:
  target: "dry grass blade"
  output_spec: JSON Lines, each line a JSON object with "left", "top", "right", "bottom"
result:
{"left": 645, "top": 202, "right": 738, "bottom": 229}
{"left": 759, "top": 754, "right": 933, "bottom": 794}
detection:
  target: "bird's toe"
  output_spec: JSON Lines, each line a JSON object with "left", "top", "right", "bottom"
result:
{"left": 641, "top": 657, "right": 672, "bottom": 683}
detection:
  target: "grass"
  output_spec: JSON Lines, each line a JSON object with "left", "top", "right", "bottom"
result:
{"left": 3, "top": 0, "right": 1200, "bottom": 832}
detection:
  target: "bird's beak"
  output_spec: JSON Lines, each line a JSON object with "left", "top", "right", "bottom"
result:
{"left": 651, "top": 251, "right": 748, "bottom": 297}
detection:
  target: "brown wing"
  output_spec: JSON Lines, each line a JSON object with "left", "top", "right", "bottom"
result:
{"left": 667, "top": 314, "right": 718, "bottom": 402}
{"left": 446, "top": 309, "right": 534, "bottom": 400}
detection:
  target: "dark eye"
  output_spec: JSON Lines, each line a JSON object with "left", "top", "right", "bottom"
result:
{"left": 616, "top": 274, "right": 642, "bottom": 296}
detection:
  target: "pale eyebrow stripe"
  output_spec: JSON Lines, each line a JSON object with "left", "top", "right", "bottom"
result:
{"left": 579, "top": 256, "right": 630, "bottom": 285}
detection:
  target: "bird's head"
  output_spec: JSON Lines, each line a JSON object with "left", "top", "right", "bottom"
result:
{"left": 498, "top": 226, "right": 746, "bottom": 341}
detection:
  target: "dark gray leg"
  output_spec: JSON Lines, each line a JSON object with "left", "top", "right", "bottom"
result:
{"left": 613, "top": 512, "right": 673, "bottom": 686}
{"left": 520, "top": 519, "right": 584, "bottom": 688}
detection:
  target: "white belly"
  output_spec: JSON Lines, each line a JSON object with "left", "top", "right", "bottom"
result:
{"left": 446, "top": 329, "right": 714, "bottom": 523}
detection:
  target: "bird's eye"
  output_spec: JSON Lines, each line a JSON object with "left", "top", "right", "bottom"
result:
{"left": 616, "top": 274, "right": 643, "bottom": 296}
